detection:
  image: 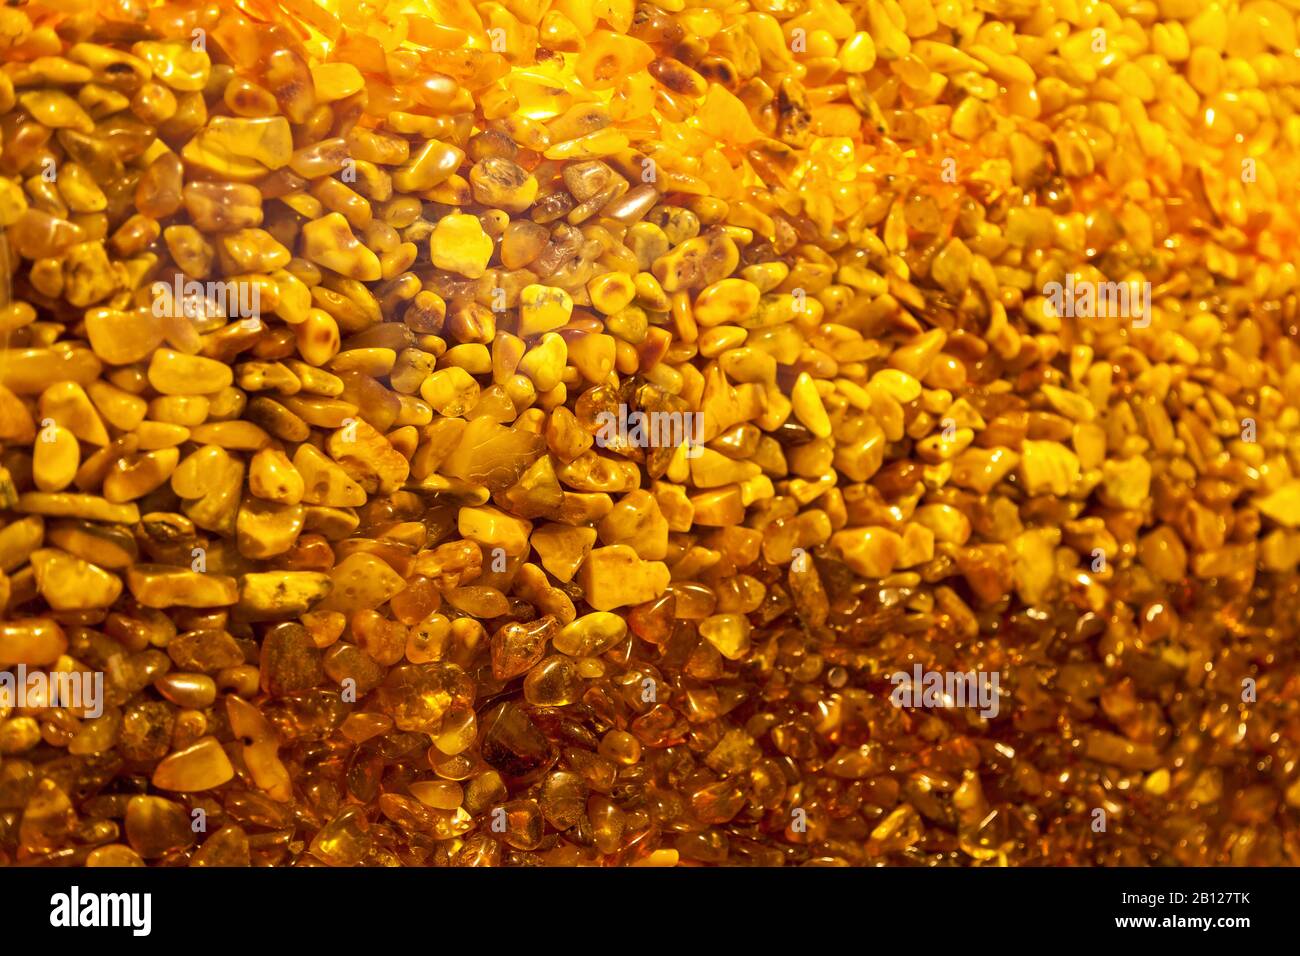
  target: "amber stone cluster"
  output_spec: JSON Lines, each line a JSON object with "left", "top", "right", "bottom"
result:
{"left": 1, "top": 0, "right": 1300, "bottom": 866}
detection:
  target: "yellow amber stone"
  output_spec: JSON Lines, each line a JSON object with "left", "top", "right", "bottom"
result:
{"left": 185, "top": 116, "right": 293, "bottom": 175}
{"left": 698, "top": 613, "right": 751, "bottom": 660}
{"left": 319, "top": 553, "right": 406, "bottom": 612}
{"left": 694, "top": 279, "right": 760, "bottom": 327}
{"left": 238, "top": 570, "right": 332, "bottom": 617}
{"left": 587, "top": 272, "right": 637, "bottom": 315}
{"left": 554, "top": 611, "right": 627, "bottom": 656}
{"left": 311, "top": 62, "right": 365, "bottom": 102}
{"left": 830, "top": 527, "right": 902, "bottom": 578}
{"left": 1019, "top": 440, "right": 1082, "bottom": 496}
{"left": 530, "top": 524, "right": 597, "bottom": 582}
{"left": 31, "top": 424, "right": 79, "bottom": 493}
{"left": 40, "top": 381, "right": 108, "bottom": 446}
{"left": 132, "top": 41, "right": 211, "bottom": 91}
{"left": 126, "top": 565, "right": 240, "bottom": 608}
{"left": 392, "top": 141, "right": 464, "bottom": 192}
{"left": 1255, "top": 481, "right": 1300, "bottom": 528}
{"left": 420, "top": 367, "right": 481, "bottom": 417}
{"left": 575, "top": 545, "right": 671, "bottom": 610}
{"left": 517, "top": 284, "right": 573, "bottom": 338}
{"left": 151, "top": 737, "right": 235, "bottom": 791}
{"left": 147, "top": 349, "right": 234, "bottom": 395}
{"left": 518, "top": 334, "right": 568, "bottom": 393}
{"left": 429, "top": 214, "right": 493, "bottom": 279}
{"left": 0, "top": 619, "right": 67, "bottom": 666}
{"left": 459, "top": 505, "right": 533, "bottom": 556}
{"left": 301, "top": 213, "right": 382, "bottom": 281}
{"left": 1100, "top": 456, "right": 1152, "bottom": 511}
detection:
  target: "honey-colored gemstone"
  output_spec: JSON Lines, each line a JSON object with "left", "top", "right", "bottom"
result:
{"left": 151, "top": 737, "right": 235, "bottom": 792}
{"left": 698, "top": 613, "right": 751, "bottom": 660}
{"left": 326, "top": 418, "right": 409, "bottom": 494}
{"left": 104, "top": 449, "right": 180, "bottom": 502}
{"left": 1254, "top": 480, "right": 1300, "bottom": 528}
{"left": 420, "top": 367, "right": 480, "bottom": 417}
{"left": 30, "top": 548, "right": 122, "bottom": 610}
{"left": 950, "top": 447, "right": 1020, "bottom": 494}
{"left": 791, "top": 372, "right": 833, "bottom": 439}
{"left": 39, "top": 381, "right": 108, "bottom": 446}
{"left": 524, "top": 655, "right": 582, "bottom": 705}
{"left": 429, "top": 214, "right": 493, "bottom": 279}
{"left": 0, "top": 347, "right": 102, "bottom": 394}
{"left": 459, "top": 505, "right": 533, "bottom": 556}
{"left": 148, "top": 349, "right": 234, "bottom": 395}
{"left": 236, "top": 499, "right": 306, "bottom": 558}
{"left": 301, "top": 213, "right": 382, "bottom": 281}
{"left": 492, "top": 616, "right": 558, "bottom": 680}
{"left": 0, "top": 619, "right": 66, "bottom": 666}
{"left": 1100, "top": 456, "right": 1152, "bottom": 511}
{"left": 248, "top": 448, "right": 305, "bottom": 504}
{"left": 517, "top": 284, "right": 573, "bottom": 338}
{"left": 32, "top": 423, "right": 80, "bottom": 493}
{"left": 47, "top": 520, "right": 136, "bottom": 570}
{"left": 694, "top": 278, "right": 760, "bottom": 327}
{"left": 238, "top": 571, "right": 332, "bottom": 618}
{"left": 470, "top": 157, "right": 538, "bottom": 213}
{"left": 123, "top": 795, "right": 194, "bottom": 859}
{"left": 530, "top": 523, "right": 597, "bottom": 582}
{"left": 518, "top": 333, "right": 567, "bottom": 393}
{"left": 1019, "top": 440, "right": 1081, "bottom": 496}
{"left": 597, "top": 489, "right": 669, "bottom": 559}
{"left": 0, "top": 384, "right": 35, "bottom": 443}
{"left": 294, "top": 444, "right": 367, "bottom": 507}
{"left": 1138, "top": 525, "right": 1188, "bottom": 582}
{"left": 392, "top": 140, "right": 464, "bottom": 192}
{"left": 87, "top": 845, "right": 146, "bottom": 867}
{"left": 575, "top": 545, "right": 671, "bottom": 610}
{"left": 553, "top": 611, "right": 627, "bottom": 656}
{"left": 830, "top": 527, "right": 901, "bottom": 578}
{"left": 312, "top": 62, "right": 365, "bottom": 101}
{"left": 319, "top": 553, "right": 406, "bottom": 612}
{"left": 587, "top": 272, "right": 637, "bottom": 315}
{"left": 126, "top": 565, "right": 239, "bottom": 608}
{"left": 18, "top": 491, "right": 140, "bottom": 524}
{"left": 184, "top": 116, "right": 292, "bottom": 176}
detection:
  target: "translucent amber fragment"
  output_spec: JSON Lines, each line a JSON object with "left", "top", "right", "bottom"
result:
{"left": 0, "top": 619, "right": 66, "bottom": 666}
{"left": 698, "top": 613, "right": 751, "bottom": 660}
{"left": 151, "top": 737, "right": 235, "bottom": 791}
{"left": 124, "top": 796, "right": 194, "bottom": 859}
{"left": 309, "top": 806, "right": 371, "bottom": 866}
{"left": 523, "top": 655, "right": 582, "bottom": 705}
{"left": 260, "top": 622, "right": 324, "bottom": 696}
{"left": 482, "top": 614, "right": 550, "bottom": 678}
{"left": 375, "top": 662, "right": 472, "bottom": 733}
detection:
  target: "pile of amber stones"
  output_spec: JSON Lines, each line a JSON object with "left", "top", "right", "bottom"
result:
{"left": 1, "top": 0, "right": 1299, "bottom": 865}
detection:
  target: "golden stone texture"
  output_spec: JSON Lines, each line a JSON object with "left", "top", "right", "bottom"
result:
{"left": 0, "top": 0, "right": 1299, "bottom": 870}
